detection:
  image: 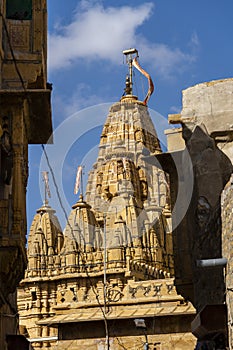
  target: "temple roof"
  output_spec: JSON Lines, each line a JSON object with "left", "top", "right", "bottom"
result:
{"left": 25, "top": 49, "right": 173, "bottom": 279}
{"left": 26, "top": 200, "right": 64, "bottom": 277}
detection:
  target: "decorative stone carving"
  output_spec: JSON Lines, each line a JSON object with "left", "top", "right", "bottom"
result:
{"left": 0, "top": 116, "right": 13, "bottom": 189}
{"left": 196, "top": 196, "right": 211, "bottom": 230}
{"left": 96, "top": 171, "right": 103, "bottom": 194}
{"left": 101, "top": 185, "right": 113, "bottom": 201}
{"left": 106, "top": 286, "right": 123, "bottom": 303}
{"left": 9, "top": 23, "right": 30, "bottom": 50}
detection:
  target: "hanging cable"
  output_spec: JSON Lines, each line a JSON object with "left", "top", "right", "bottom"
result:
{"left": 1, "top": 10, "right": 110, "bottom": 349}
{"left": 42, "top": 145, "right": 110, "bottom": 349}
{"left": 133, "top": 69, "right": 139, "bottom": 98}
{"left": 140, "top": 70, "right": 146, "bottom": 100}
{"left": 0, "top": 11, "right": 27, "bottom": 91}
{"left": 132, "top": 56, "right": 154, "bottom": 105}
{"left": 0, "top": 10, "right": 31, "bottom": 143}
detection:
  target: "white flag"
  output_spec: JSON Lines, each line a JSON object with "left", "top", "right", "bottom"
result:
{"left": 122, "top": 158, "right": 127, "bottom": 171}
{"left": 42, "top": 171, "right": 51, "bottom": 198}
{"left": 74, "top": 166, "right": 82, "bottom": 194}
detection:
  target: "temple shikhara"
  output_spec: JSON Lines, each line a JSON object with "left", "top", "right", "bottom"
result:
{"left": 17, "top": 49, "right": 197, "bottom": 349}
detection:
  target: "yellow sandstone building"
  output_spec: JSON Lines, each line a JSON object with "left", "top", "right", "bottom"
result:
{"left": 0, "top": 0, "right": 52, "bottom": 348}
{"left": 18, "top": 49, "right": 197, "bottom": 349}
{"left": 0, "top": 1, "right": 233, "bottom": 349}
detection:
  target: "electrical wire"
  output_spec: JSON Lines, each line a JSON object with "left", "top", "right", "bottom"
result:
{"left": 42, "top": 146, "right": 109, "bottom": 338}
{"left": 41, "top": 144, "right": 69, "bottom": 225}
{"left": 0, "top": 10, "right": 31, "bottom": 143}
{"left": 133, "top": 69, "right": 138, "bottom": 98}
{"left": 110, "top": 320, "right": 128, "bottom": 350}
{"left": 134, "top": 57, "right": 146, "bottom": 100}
{"left": 0, "top": 10, "right": 110, "bottom": 349}
{"left": 0, "top": 12, "right": 27, "bottom": 91}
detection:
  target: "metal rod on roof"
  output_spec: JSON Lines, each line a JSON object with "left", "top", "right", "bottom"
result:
{"left": 196, "top": 258, "right": 227, "bottom": 268}
{"left": 103, "top": 213, "right": 109, "bottom": 349}
{"left": 27, "top": 336, "right": 58, "bottom": 343}
{"left": 103, "top": 213, "right": 107, "bottom": 313}
{"left": 123, "top": 48, "right": 138, "bottom": 95}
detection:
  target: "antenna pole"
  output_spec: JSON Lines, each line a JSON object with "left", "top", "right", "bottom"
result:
{"left": 123, "top": 48, "right": 138, "bottom": 95}
{"left": 103, "top": 213, "right": 107, "bottom": 314}
{"left": 103, "top": 213, "right": 109, "bottom": 349}
{"left": 44, "top": 179, "right": 47, "bottom": 204}
{"left": 81, "top": 166, "right": 84, "bottom": 197}
{"left": 129, "top": 56, "right": 133, "bottom": 94}
{"left": 42, "top": 171, "right": 50, "bottom": 204}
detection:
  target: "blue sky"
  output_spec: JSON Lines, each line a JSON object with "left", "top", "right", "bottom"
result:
{"left": 27, "top": 0, "right": 233, "bottom": 232}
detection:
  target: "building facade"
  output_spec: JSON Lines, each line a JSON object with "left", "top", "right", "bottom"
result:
{"left": 163, "top": 79, "right": 233, "bottom": 348}
{"left": 0, "top": 0, "right": 52, "bottom": 349}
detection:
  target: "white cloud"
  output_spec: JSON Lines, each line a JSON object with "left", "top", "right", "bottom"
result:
{"left": 138, "top": 41, "right": 195, "bottom": 78}
{"left": 48, "top": 2, "right": 199, "bottom": 78}
{"left": 63, "top": 83, "right": 105, "bottom": 115}
{"left": 48, "top": 2, "right": 153, "bottom": 70}
{"left": 190, "top": 31, "right": 199, "bottom": 48}
{"left": 52, "top": 83, "right": 112, "bottom": 123}
{"left": 170, "top": 105, "right": 182, "bottom": 114}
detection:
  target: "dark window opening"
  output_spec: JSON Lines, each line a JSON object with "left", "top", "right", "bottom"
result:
{"left": 31, "top": 291, "right": 37, "bottom": 301}
{"left": 6, "top": 0, "right": 32, "bottom": 20}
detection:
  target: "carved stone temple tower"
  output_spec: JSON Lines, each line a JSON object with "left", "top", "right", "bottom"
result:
{"left": 18, "top": 50, "right": 196, "bottom": 349}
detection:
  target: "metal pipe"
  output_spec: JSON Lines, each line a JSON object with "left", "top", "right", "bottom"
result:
{"left": 103, "top": 213, "right": 107, "bottom": 314}
{"left": 196, "top": 258, "right": 227, "bottom": 268}
{"left": 27, "top": 336, "right": 58, "bottom": 343}
{"left": 143, "top": 329, "right": 149, "bottom": 350}
{"left": 129, "top": 58, "right": 133, "bottom": 94}
{"left": 103, "top": 213, "right": 110, "bottom": 350}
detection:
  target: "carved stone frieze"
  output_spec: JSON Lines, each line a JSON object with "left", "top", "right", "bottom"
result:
{"left": 8, "top": 22, "right": 30, "bottom": 50}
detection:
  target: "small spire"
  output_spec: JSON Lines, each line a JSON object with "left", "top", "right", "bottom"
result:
{"left": 72, "top": 193, "right": 91, "bottom": 209}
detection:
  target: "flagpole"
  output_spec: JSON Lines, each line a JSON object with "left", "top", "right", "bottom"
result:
{"left": 44, "top": 179, "right": 47, "bottom": 204}
{"left": 81, "top": 166, "right": 84, "bottom": 198}
{"left": 42, "top": 171, "right": 51, "bottom": 205}
{"left": 103, "top": 212, "right": 109, "bottom": 350}
{"left": 74, "top": 166, "right": 84, "bottom": 198}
